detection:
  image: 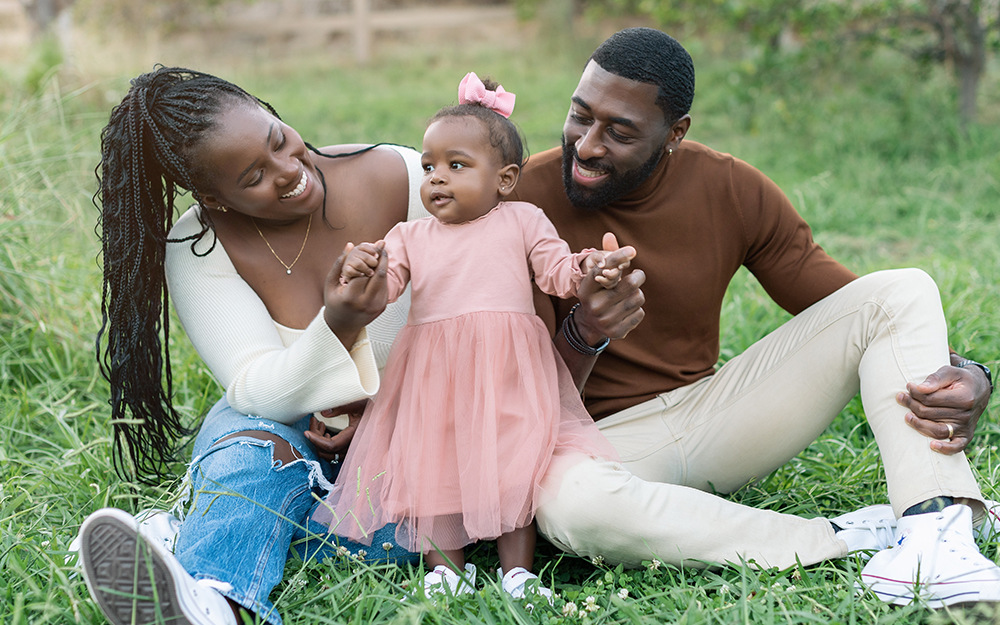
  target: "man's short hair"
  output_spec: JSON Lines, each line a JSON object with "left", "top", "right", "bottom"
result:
{"left": 590, "top": 27, "right": 695, "bottom": 124}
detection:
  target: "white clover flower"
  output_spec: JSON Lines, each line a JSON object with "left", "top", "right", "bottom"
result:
{"left": 720, "top": 584, "right": 730, "bottom": 595}
{"left": 354, "top": 549, "right": 367, "bottom": 560}
{"left": 562, "top": 602, "right": 578, "bottom": 616}
{"left": 617, "top": 588, "right": 629, "bottom": 600}
{"left": 648, "top": 558, "right": 661, "bottom": 571}
{"left": 382, "top": 542, "right": 394, "bottom": 551}
{"left": 584, "top": 596, "right": 599, "bottom": 612}
{"left": 336, "top": 545, "right": 350, "bottom": 557}
{"left": 591, "top": 555, "right": 604, "bottom": 566}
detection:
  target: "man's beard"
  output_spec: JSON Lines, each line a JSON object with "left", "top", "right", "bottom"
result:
{"left": 561, "top": 137, "right": 663, "bottom": 211}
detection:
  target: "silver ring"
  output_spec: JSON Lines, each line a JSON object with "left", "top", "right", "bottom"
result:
{"left": 946, "top": 423, "right": 955, "bottom": 440}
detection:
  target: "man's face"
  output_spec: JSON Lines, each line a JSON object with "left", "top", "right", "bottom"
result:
{"left": 561, "top": 61, "right": 673, "bottom": 210}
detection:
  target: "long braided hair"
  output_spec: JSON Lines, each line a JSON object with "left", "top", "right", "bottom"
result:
{"left": 96, "top": 67, "right": 276, "bottom": 483}
{"left": 97, "top": 66, "right": 386, "bottom": 484}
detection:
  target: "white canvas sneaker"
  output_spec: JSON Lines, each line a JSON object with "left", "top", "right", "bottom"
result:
{"left": 830, "top": 505, "right": 897, "bottom": 557}
{"left": 423, "top": 563, "right": 477, "bottom": 599}
{"left": 860, "top": 504, "right": 1000, "bottom": 607}
{"left": 79, "top": 508, "right": 236, "bottom": 625}
{"left": 69, "top": 508, "right": 181, "bottom": 566}
{"left": 976, "top": 500, "right": 1000, "bottom": 541}
{"left": 498, "top": 566, "right": 554, "bottom": 603}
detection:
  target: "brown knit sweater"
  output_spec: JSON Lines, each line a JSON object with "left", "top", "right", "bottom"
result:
{"left": 513, "top": 140, "right": 857, "bottom": 420}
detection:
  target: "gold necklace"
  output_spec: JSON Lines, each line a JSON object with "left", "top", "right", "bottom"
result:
{"left": 252, "top": 213, "right": 312, "bottom": 275}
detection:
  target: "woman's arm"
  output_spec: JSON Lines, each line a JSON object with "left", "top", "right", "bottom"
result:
{"left": 166, "top": 208, "right": 381, "bottom": 423}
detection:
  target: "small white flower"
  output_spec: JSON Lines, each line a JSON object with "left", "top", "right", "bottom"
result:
{"left": 787, "top": 585, "right": 796, "bottom": 591}
{"left": 354, "top": 549, "right": 367, "bottom": 560}
{"left": 382, "top": 542, "right": 394, "bottom": 551}
{"left": 562, "top": 602, "right": 578, "bottom": 616}
{"left": 591, "top": 555, "right": 604, "bottom": 566}
{"left": 525, "top": 603, "right": 535, "bottom": 613}
{"left": 584, "top": 596, "right": 599, "bottom": 612}
{"left": 617, "top": 588, "right": 629, "bottom": 600}
{"left": 720, "top": 584, "right": 730, "bottom": 595}
{"left": 648, "top": 558, "right": 661, "bottom": 571}
{"left": 336, "top": 545, "right": 350, "bottom": 557}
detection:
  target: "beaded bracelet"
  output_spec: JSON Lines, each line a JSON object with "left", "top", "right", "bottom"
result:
{"left": 562, "top": 303, "right": 611, "bottom": 356}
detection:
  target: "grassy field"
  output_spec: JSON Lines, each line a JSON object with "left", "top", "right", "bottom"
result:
{"left": 2, "top": 20, "right": 1000, "bottom": 624}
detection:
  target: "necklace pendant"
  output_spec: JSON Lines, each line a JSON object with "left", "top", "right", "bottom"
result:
{"left": 286, "top": 268, "right": 292, "bottom": 275}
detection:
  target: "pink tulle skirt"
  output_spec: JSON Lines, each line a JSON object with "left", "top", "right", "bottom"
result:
{"left": 312, "top": 311, "right": 618, "bottom": 552}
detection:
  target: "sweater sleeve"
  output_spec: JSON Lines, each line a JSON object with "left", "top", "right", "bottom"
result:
{"left": 165, "top": 208, "right": 379, "bottom": 423}
{"left": 522, "top": 204, "right": 592, "bottom": 299}
{"left": 734, "top": 159, "right": 857, "bottom": 314}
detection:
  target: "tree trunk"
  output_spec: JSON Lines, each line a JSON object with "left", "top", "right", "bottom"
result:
{"left": 956, "top": 56, "right": 981, "bottom": 125}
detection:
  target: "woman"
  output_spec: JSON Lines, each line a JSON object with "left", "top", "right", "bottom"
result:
{"left": 79, "top": 66, "right": 429, "bottom": 625}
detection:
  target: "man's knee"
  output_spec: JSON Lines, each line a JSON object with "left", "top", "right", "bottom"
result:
{"left": 859, "top": 268, "right": 941, "bottom": 309}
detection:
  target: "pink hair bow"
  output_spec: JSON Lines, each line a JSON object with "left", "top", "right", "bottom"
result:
{"left": 458, "top": 72, "right": 516, "bottom": 118}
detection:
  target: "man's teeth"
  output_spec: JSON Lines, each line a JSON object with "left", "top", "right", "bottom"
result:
{"left": 282, "top": 171, "right": 307, "bottom": 198}
{"left": 576, "top": 163, "right": 605, "bottom": 178}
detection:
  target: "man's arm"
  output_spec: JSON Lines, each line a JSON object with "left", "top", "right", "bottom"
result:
{"left": 735, "top": 160, "right": 992, "bottom": 453}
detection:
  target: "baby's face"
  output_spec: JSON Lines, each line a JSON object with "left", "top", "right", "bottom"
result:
{"left": 420, "top": 117, "right": 505, "bottom": 224}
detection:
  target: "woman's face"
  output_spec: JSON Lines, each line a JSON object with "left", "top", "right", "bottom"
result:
{"left": 195, "top": 103, "right": 322, "bottom": 223}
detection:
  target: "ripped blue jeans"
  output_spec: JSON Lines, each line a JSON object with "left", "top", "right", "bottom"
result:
{"left": 174, "top": 397, "right": 416, "bottom": 625}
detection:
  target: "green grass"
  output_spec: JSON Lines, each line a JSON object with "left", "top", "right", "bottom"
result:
{"left": 2, "top": 21, "right": 1000, "bottom": 624}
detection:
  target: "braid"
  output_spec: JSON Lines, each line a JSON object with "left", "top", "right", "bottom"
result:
{"left": 95, "top": 66, "right": 269, "bottom": 483}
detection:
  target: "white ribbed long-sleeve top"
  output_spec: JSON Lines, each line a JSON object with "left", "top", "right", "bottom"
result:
{"left": 164, "top": 145, "right": 427, "bottom": 423}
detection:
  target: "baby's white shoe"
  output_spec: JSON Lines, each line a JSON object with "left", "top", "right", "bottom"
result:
{"left": 499, "top": 566, "right": 553, "bottom": 603}
{"left": 423, "top": 563, "right": 477, "bottom": 598}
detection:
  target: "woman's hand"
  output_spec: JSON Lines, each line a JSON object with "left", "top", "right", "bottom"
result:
{"left": 304, "top": 399, "right": 368, "bottom": 462}
{"left": 323, "top": 241, "right": 389, "bottom": 347}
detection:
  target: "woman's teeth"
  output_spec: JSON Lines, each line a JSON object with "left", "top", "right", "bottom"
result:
{"left": 282, "top": 171, "right": 308, "bottom": 198}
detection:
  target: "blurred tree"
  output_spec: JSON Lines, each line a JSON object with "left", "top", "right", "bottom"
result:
{"left": 556, "top": 0, "right": 998, "bottom": 126}
{"left": 21, "top": 0, "right": 76, "bottom": 32}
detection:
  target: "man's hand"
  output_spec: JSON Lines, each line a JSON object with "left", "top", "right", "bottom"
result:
{"left": 900, "top": 362, "right": 992, "bottom": 455}
{"left": 304, "top": 400, "right": 367, "bottom": 462}
{"left": 574, "top": 232, "right": 645, "bottom": 345}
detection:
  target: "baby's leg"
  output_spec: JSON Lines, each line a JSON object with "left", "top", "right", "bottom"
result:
{"left": 496, "top": 523, "right": 536, "bottom": 574}
{"left": 497, "top": 522, "right": 553, "bottom": 601}
{"left": 426, "top": 547, "right": 466, "bottom": 572}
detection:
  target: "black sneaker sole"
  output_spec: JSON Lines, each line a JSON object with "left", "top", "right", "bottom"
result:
{"left": 80, "top": 511, "right": 191, "bottom": 625}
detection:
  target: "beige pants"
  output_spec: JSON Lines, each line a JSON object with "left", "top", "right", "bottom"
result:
{"left": 535, "top": 269, "right": 983, "bottom": 569}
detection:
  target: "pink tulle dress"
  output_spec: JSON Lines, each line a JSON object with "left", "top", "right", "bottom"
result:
{"left": 312, "top": 201, "right": 619, "bottom": 552}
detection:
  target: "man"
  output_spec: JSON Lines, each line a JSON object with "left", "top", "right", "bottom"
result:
{"left": 512, "top": 27, "right": 996, "bottom": 607}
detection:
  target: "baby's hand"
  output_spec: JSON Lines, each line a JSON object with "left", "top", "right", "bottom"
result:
{"left": 583, "top": 245, "right": 636, "bottom": 290}
{"left": 339, "top": 241, "right": 384, "bottom": 285}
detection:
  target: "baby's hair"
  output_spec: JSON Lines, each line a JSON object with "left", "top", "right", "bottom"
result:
{"left": 430, "top": 77, "right": 525, "bottom": 168}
